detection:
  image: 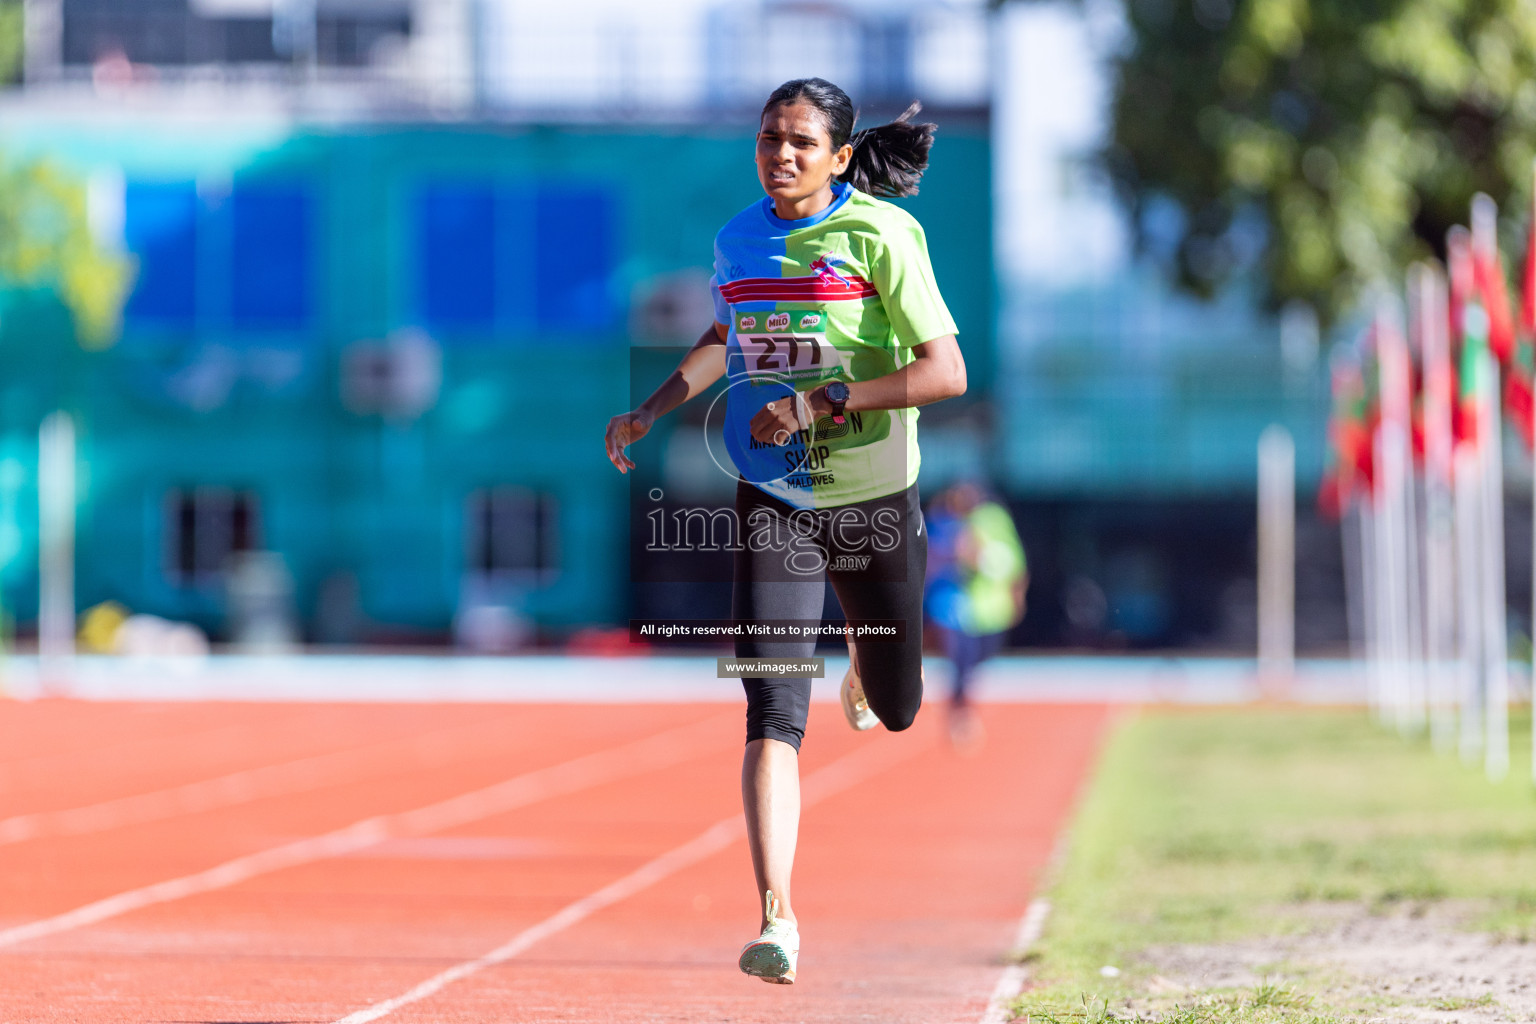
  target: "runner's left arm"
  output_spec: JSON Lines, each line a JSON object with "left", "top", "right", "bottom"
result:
{"left": 605, "top": 322, "right": 728, "bottom": 473}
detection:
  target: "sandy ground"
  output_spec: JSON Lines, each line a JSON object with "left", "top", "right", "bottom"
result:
{"left": 1132, "top": 902, "right": 1536, "bottom": 1023}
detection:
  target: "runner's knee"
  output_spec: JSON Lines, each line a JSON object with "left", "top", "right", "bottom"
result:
{"left": 743, "top": 675, "right": 813, "bottom": 750}
{"left": 865, "top": 669, "right": 923, "bottom": 732}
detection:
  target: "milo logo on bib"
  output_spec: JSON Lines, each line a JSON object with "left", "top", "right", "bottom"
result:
{"left": 735, "top": 308, "right": 842, "bottom": 385}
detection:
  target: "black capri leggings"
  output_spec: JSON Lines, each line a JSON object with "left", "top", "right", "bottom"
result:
{"left": 732, "top": 478, "right": 927, "bottom": 750}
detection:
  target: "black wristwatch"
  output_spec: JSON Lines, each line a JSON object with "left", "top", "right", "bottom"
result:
{"left": 823, "top": 380, "right": 851, "bottom": 425}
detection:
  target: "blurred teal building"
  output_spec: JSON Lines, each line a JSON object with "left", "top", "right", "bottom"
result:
{"left": 0, "top": 0, "right": 1349, "bottom": 651}
{"left": 0, "top": 116, "right": 993, "bottom": 641}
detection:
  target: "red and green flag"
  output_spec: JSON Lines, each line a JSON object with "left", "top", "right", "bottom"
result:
{"left": 1506, "top": 195, "right": 1536, "bottom": 449}
{"left": 1319, "top": 345, "right": 1376, "bottom": 519}
{"left": 1474, "top": 244, "right": 1517, "bottom": 364}
{"left": 1447, "top": 228, "right": 1487, "bottom": 449}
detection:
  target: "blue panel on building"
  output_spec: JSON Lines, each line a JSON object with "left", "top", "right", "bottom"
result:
{"left": 124, "top": 182, "right": 198, "bottom": 325}
{"left": 418, "top": 183, "right": 496, "bottom": 329}
{"left": 231, "top": 183, "right": 313, "bottom": 330}
{"left": 533, "top": 184, "right": 614, "bottom": 332}
{"left": 495, "top": 185, "right": 536, "bottom": 333}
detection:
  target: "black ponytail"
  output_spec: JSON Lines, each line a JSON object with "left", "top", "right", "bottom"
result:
{"left": 843, "top": 101, "right": 935, "bottom": 198}
{"left": 761, "top": 79, "right": 936, "bottom": 198}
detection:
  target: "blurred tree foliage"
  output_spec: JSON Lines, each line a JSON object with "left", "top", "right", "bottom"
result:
{"left": 0, "top": 156, "right": 133, "bottom": 348}
{"left": 1005, "top": 0, "right": 1536, "bottom": 323}
{"left": 0, "top": 2, "right": 20, "bottom": 85}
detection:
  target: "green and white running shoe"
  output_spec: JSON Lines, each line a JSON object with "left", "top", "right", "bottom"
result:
{"left": 840, "top": 643, "right": 879, "bottom": 731}
{"left": 738, "top": 890, "right": 799, "bottom": 984}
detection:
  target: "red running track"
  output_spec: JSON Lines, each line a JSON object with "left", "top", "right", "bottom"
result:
{"left": 0, "top": 698, "right": 1111, "bottom": 1023}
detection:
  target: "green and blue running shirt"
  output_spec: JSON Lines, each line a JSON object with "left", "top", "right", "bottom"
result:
{"left": 711, "top": 181, "right": 958, "bottom": 509}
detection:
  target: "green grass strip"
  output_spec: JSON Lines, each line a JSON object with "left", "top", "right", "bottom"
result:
{"left": 1015, "top": 706, "right": 1536, "bottom": 1022}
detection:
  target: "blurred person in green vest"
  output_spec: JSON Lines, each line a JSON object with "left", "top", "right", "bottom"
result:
{"left": 924, "top": 481, "right": 1027, "bottom": 748}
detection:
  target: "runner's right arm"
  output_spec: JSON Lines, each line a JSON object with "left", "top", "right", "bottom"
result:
{"left": 604, "top": 321, "right": 729, "bottom": 474}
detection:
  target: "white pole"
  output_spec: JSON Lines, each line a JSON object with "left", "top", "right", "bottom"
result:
{"left": 1478, "top": 348, "right": 1510, "bottom": 780}
{"left": 1454, "top": 442, "right": 1483, "bottom": 764}
{"left": 1398, "top": 290, "right": 1429, "bottom": 736}
{"left": 1376, "top": 423, "right": 1411, "bottom": 731}
{"left": 1404, "top": 470, "right": 1427, "bottom": 732}
{"left": 37, "top": 411, "right": 75, "bottom": 689}
{"left": 1471, "top": 193, "right": 1511, "bottom": 780}
{"left": 22, "top": 0, "right": 65, "bottom": 86}
{"left": 1361, "top": 502, "right": 1381, "bottom": 717}
{"left": 1531, "top": 386, "right": 1536, "bottom": 783}
{"left": 1376, "top": 306, "right": 1417, "bottom": 733}
{"left": 1528, "top": 164, "right": 1536, "bottom": 786}
{"left": 1258, "top": 425, "right": 1296, "bottom": 690}
{"left": 1415, "top": 262, "right": 1458, "bottom": 753}
{"left": 1341, "top": 502, "right": 1366, "bottom": 661}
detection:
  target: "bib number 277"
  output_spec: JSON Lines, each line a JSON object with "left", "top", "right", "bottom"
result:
{"left": 735, "top": 310, "right": 840, "bottom": 382}
{"left": 750, "top": 335, "right": 821, "bottom": 372}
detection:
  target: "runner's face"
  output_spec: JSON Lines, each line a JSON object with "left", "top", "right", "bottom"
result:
{"left": 756, "top": 101, "right": 852, "bottom": 214}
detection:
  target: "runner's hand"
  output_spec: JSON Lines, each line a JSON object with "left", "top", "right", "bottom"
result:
{"left": 750, "top": 391, "right": 827, "bottom": 445}
{"left": 605, "top": 410, "right": 654, "bottom": 473}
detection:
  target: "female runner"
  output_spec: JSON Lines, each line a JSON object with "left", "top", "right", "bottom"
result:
{"left": 603, "top": 77, "right": 966, "bottom": 985}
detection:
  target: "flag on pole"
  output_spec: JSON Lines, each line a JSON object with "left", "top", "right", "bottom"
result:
{"left": 1524, "top": 182, "right": 1536, "bottom": 334}
{"left": 1447, "top": 227, "right": 1482, "bottom": 448}
{"left": 1474, "top": 243, "right": 1517, "bottom": 364}
{"left": 1506, "top": 335, "right": 1536, "bottom": 449}
{"left": 1319, "top": 347, "right": 1374, "bottom": 519}
{"left": 1506, "top": 200, "right": 1536, "bottom": 449}
{"left": 1418, "top": 262, "right": 1456, "bottom": 485}
{"left": 1460, "top": 308, "right": 1493, "bottom": 421}
{"left": 1449, "top": 226, "right": 1499, "bottom": 450}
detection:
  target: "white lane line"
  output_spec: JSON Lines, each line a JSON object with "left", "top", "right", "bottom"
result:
{"left": 977, "top": 898, "right": 1052, "bottom": 1024}
{"left": 0, "top": 709, "right": 534, "bottom": 846}
{"left": 0, "top": 713, "right": 736, "bottom": 950}
{"left": 332, "top": 735, "right": 931, "bottom": 1024}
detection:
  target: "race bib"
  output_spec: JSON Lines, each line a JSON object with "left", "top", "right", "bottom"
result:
{"left": 735, "top": 310, "right": 843, "bottom": 386}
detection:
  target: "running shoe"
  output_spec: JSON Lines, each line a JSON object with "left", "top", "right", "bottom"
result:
{"left": 840, "top": 642, "right": 879, "bottom": 731}
{"left": 738, "top": 890, "right": 799, "bottom": 984}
